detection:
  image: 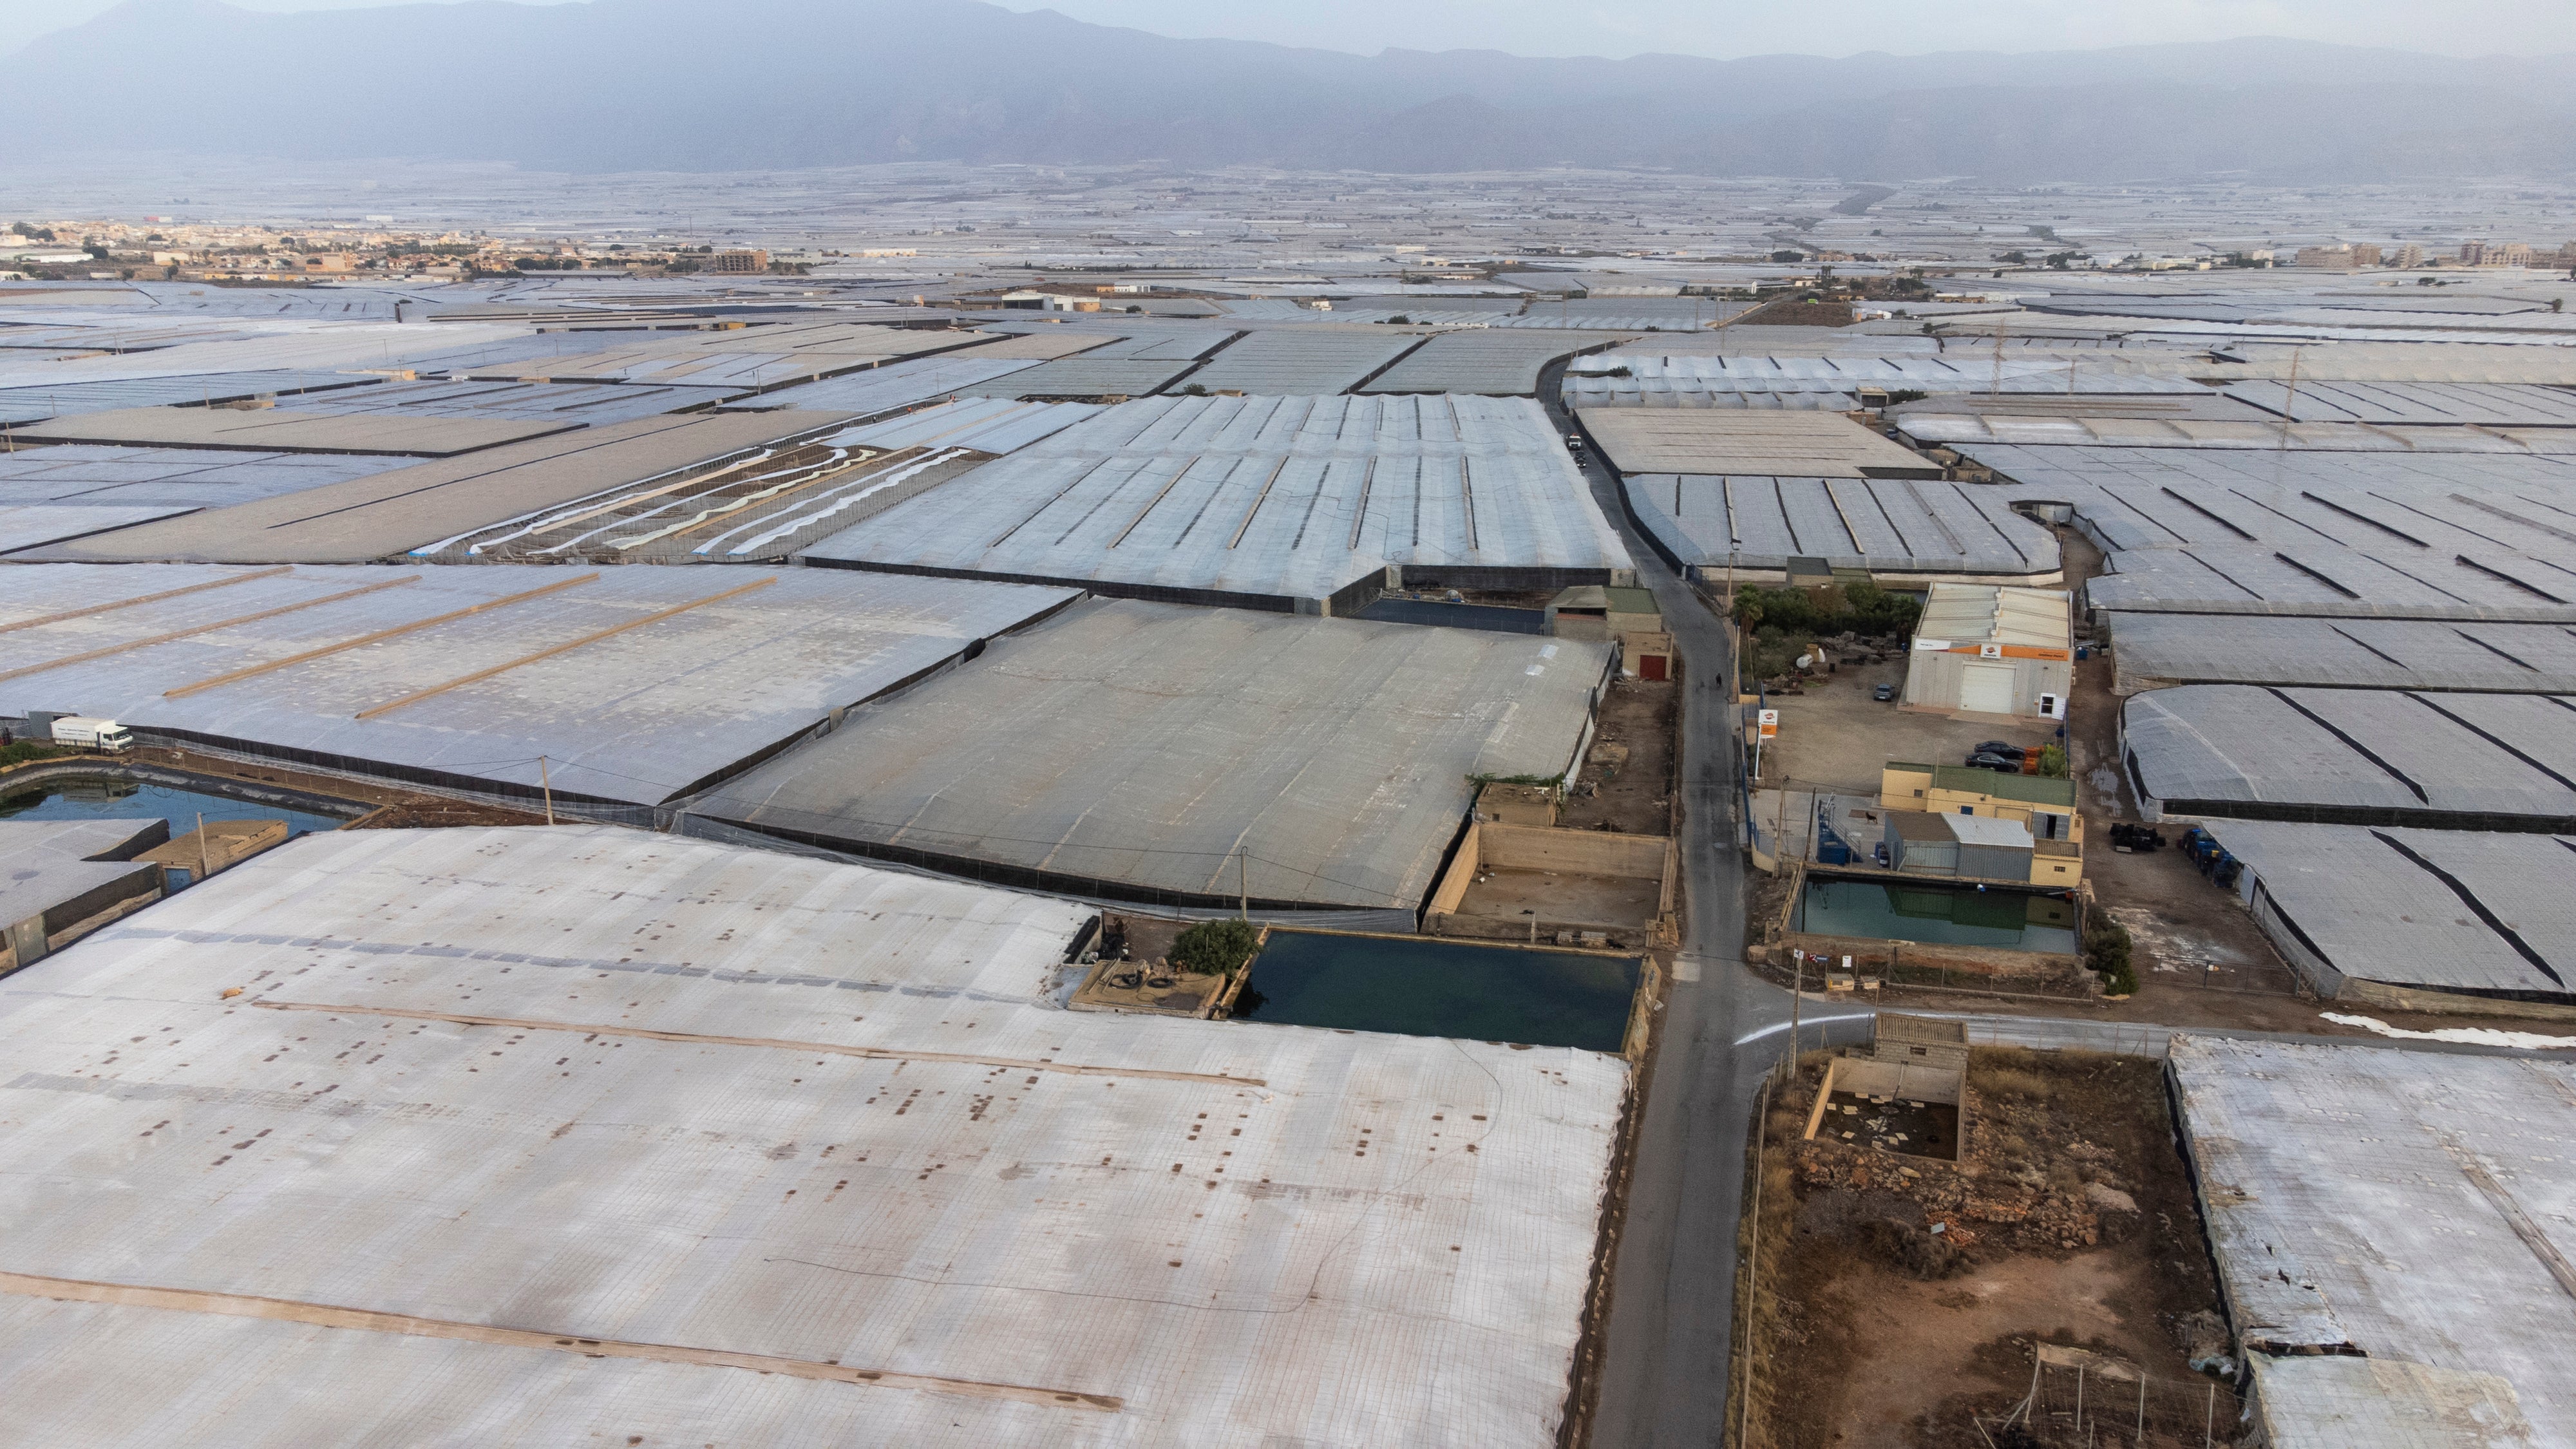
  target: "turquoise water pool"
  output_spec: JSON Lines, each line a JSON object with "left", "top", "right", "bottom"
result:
{"left": 1234, "top": 929, "right": 1640, "bottom": 1052}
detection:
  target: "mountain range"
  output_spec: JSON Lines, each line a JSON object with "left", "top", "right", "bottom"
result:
{"left": 8, "top": 0, "right": 2575, "bottom": 181}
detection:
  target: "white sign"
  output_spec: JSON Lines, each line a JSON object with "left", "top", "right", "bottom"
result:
{"left": 1913, "top": 638, "right": 1951, "bottom": 652}
{"left": 1978, "top": 642, "right": 2003, "bottom": 659}
{"left": 1757, "top": 708, "right": 1779, "bottom": 739}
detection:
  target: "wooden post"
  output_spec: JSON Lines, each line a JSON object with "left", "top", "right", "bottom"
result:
{"left": 2137, "top": 1370, "right": 2148, "bottom": 1443}
{"left": 539, "top": 755, "right": 554, "bottom": 826}
{"left": 194, "top": 812, "right": 211, "bottom": 886}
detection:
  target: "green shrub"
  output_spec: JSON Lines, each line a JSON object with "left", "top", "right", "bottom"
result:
{"left": 2037, "top": 744, "right": 2069, "bottom": 778}
{"left": 0, "top": 741, "right": 73, "bottom": 768}
{"left": 1172, "top": 919, "right": 1260, "bottom": 978}
{"left": 2083, "top": 914, "right": 2136, "bottom": 995}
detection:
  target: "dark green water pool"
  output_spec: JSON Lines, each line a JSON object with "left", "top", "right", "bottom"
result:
{"left": 1, "top": 776, "right": 351, "bottom": 840}
{"left": 1795, "top": 878, "right": 2078, "bottom": 954}
{"left": 1233, "top": 930, "right": 1640, "bottom": 1052}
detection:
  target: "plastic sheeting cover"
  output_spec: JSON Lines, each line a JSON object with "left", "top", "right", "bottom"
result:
{"left": 0, "top": 825, "right": 1625, "bottom": 1447}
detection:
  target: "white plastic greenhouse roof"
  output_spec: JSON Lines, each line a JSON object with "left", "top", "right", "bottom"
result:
{"left": 0, "top": 563, "right": 1079, "bottom": 808}
{"left": 822, "top": 397, "right": 1104, "bottom": 454}
{"left": 717, "top": 354, "right": 1045, "bottom": 415}
{"left": 2123, "top": 685, "right": 2576, "bottom": 820}
{"left": 2086, "top": 542, "right": 2576, "bottom": 622}
{"left": 1968, "top": 442, "right": 2576, "bottom": 496}
{"left": 800, "top": 394, "right": 1631, "bottom": 607}
{"left": 2105, "top": 612, "right": 2576, "bottom": 694}
{"left": 1182, "top": 326, "right": 1427, "bottom": 394}
{"left": 2208, "top": 820, "right": 2576, "bottom": 995}
{"left": 2221, "top": 379, "right": 2576, "bottom": 426}
{"left": 690, "top": 598, "right": 1613, "bottom": 912}
{"left": 0, "top": 826, "right": 1624, "bottom": 1448}
{"left": 1360, "top": 328, "right": 1634, "bottom": 395}
{"left": 1622, "top": 473, "right": 2058, "bottom": 576}
{"left": 2171, "top": 1036, "right": 2575, "bottom": 1446}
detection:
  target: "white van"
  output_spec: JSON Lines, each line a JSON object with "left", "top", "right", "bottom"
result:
{"left": 50, "top": 717, "right": 135, "bottom": 753}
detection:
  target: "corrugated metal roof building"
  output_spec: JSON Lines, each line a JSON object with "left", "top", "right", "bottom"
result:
{"left": 1900, "top": 583, "right": 2072, "bottom": 720}
{"left": 0, "top": 825, "right": 1626, "bottom": 1447}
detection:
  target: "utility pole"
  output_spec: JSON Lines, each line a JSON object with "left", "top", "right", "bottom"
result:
{"left": 539, "top": 755, "right": 555, "bottom": 825}
{"left": 1238, "top": 848, "right": 1248, "bottom": 922}
{"left": 194, "top": 811, "right": 211, "bottom": 887}
{"left": 1788, "top": 948, "right": 1804, "bottom": 1072}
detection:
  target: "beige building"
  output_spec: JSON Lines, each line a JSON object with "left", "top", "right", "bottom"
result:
{"left": 1897, "top": 582, "right": 2071, "bottom": 721}
{"left": 1879, "top": 762, "right": 2083, "bottom": 886}
{"left": 707, "top": 248, "right": 770, "bottom": 274}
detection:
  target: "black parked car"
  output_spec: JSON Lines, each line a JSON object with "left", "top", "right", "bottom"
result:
{"left": 1963, "top": 752, "right": 2022, "bottom": 773}
{"left": 1971, "top": 741, "right": 2025, "bottom": 761}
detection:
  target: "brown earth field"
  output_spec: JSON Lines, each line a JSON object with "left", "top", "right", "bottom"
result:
{"left": 1739, "top": 1046, "right": 2233, "bottom": 1448}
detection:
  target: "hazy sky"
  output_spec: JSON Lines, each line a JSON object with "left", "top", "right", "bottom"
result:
{"left": 8, "top": 0, "right": 2574, "bottom": 59}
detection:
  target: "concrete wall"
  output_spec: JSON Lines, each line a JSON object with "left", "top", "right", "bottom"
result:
{"left": 1478, "top": 822, "right": 1669, "bottom": 880}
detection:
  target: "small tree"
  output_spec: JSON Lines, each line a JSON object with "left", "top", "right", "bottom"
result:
{"left": 1172, "top": 919, "right": 1260, "bottom": 978}
{"left": 2084, "top": 914, "right": 2135, "bottom": 996}
{"left": 2037, "top": 744, "right": 2069, "bottom": 778}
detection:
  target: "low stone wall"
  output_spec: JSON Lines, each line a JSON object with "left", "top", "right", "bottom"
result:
{"left": 1776, "top": 929, "right": 2088, "bottom": 988}
{"left": 1424, "top": 820, "right": 1678, "bottom": 947}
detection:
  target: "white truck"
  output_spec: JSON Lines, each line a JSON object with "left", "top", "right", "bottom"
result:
{"left": 50, "top": 717, "right": 135, "bottom": 753}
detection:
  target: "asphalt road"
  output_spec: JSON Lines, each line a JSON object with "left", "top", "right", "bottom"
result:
{"left": 1544, "top": 368, "right": 1848, "bottom": 1448}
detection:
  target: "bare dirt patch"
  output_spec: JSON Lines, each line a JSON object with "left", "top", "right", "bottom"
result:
{"left": 1743, "top": 1046, "right": 2226, "bottom": 1449}
{"left": 1562, "top": 674, "right": 1678, "bottom": 835}
{"left": 1751, "top": 650, "right": 2053, "bottom": 795}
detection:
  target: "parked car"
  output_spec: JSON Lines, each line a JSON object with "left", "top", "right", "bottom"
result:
{"left": 1963, "top": 752, "right": 2022, "bottom": 773}
{"left": 1565, "top": 433, "right": 1586, "bottom": 451}
{"left": 1872, "top": 682, "right": 1897, "bottom": 701}
{"left": 1971, "top": 741, "right": 2025, "bottom": 761}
